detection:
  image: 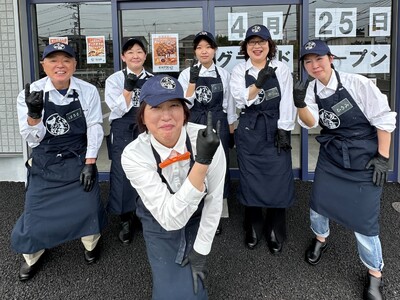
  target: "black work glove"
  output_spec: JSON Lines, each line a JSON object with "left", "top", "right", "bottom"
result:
{"left": 228, "top": 133, "right": 235, "bottom": 149}
{"left": 181, "top": 249, "right": 208, "bottom": 295}
{"left": 274, "top": 129, "right": 292, "bottom": 154}
{"left": 25, "top": 83, "right": 44, "bottom": 119}
{"left": 195, "top": 111, "right": 220, "bottom": 165}
{"left": 365, "top": 153, "right": 389, "bottom": 187}
{"left": 293, "top": 80, "right": 309, "bottom": 108}
{"left": 80, "top": 163, "right": 98, "bottom": 192}
{"left": 124, "top": 73, "right": 139, "bottom": 92}
{"left": 254, "top": 61, "right": 277, "bottom": 89}
{"left": 189, "top": 62, "right": 201, "bottom": 84}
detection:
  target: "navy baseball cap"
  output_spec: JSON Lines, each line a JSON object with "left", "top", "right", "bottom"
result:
{"left": 122, "top": 37, "right": 146, "bottom": 54}
{"left": 139, "top": 75, "right": 191, "bottom": 106}
{"left": 42, "top": 42, "right": 75, "bottom": 60}
{"left": 300, "top": 40, "right": 332, "bottom": 60}
{"left": 193, "top": 31, "right": 217, "bottom": 46}
{"left": 245, "top": 24, "right": 271, "bottom": 41}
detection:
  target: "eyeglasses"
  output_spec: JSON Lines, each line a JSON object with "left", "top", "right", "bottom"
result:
{"left": 247, "top": 40, "right": 267, "bottom": 47}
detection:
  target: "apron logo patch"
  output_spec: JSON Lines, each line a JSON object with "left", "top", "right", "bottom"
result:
{"left": 46, "top": 113, "right": 70, "bottom": 136}
{"left": 265, "top": 87, "right": 280, "bottom": 101}
{"left": 66, "top": 108, "right": 83, "bottom": 122}
{"left": 211, "top": 83, "right": 223, "bottom": 93}
{"left": 131, "top": 88, "right": 141, "bottom": 107}
{"left": 195, "top": 86, "right": 212, "bottom": 104}
{"left": 331, "top": 98, "right": 353, "bottom": 116}
{"left": 319, "top": 109, "right": 340, "bottom": 129}
{"left": 254, "top": 89, "right": 266, "bottom": 105}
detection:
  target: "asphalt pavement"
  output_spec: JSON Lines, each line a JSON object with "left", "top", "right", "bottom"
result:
{"left": 1, "top": 180, "right": 399, "bottom": 300}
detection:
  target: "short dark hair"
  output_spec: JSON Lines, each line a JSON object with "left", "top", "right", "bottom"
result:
{"left": 136, "top": 99, "right": 190, "bottom": 133}
{"left": 240, "top": 38, "right": 277, "bottom": 61}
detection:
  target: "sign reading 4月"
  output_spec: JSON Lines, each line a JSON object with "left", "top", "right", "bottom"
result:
{"left": 228, "top": 12, "right": 284, "bottom": 41}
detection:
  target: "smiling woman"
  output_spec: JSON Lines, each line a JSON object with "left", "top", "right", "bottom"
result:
{"left": 121, "top": 74, "right": 226, "bottom": 299}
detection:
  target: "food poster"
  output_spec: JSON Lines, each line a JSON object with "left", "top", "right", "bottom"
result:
{"left": 86, "top": 36, "right": 106, "bottom": 64}
{"left": 151, "top": 34, "right": 179, "bottom": 72}
{"left": 49, "top": 37, "right": 68, "bottom": 44}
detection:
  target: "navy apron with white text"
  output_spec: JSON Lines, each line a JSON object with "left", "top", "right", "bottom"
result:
{"left": 11, "top": 90, "right": 106, "bottom": 253}
{"left": 311, "top": 71, "right": 381, "bottom": 236}
{"left": 190, "top": 69, "right": 230, "bottom": 198}
{"left": 135, "top": 136, "right": 207, "bottom": 300}
{"left": 235, "top": 69, "right": 295, "bottom": 207}
{"left": 107, "top": 71, "right": 151, "bottom": 215}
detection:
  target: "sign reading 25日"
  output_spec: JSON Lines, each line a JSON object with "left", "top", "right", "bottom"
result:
{"left": 315, "top": 7, "right": 391, "bottom": 38}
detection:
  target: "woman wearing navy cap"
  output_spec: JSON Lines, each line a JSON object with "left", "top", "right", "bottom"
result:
{"left": 178, "top": 31, "right": 237, "bottom": 231}
{"left": 295, "top": 39, "right": 396, "bottom": 300}
{"left": 230, "top": 24, "right": 296, "bottom": 253}
{"left": 105, "top": 38, "right": 153, "bottom": 245}
{"left": 11, "top": 42, "right": 106, "bottom": 281}
{"left": 121, "top": 75, "right": 225, "bottom": 299}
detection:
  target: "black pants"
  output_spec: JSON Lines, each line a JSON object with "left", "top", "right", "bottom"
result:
{"left": 244, "top": 207, "right": 287, "bottom": 243}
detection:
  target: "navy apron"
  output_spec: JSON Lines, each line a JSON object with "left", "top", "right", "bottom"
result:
{"left": 190, "top": 68, "right": 230, "bottom": 198}
{"left": 135, "top": 136, "right": 207, "bottom": 300}
{"left": 11, "top": 90, "right": 107, "bottom": 254}
{"left": 311, "top": 71, "right": 381, "bottom": 236}
{"left": 235, "top": 69, "right": 295, "bottom": 207}
{"left": 107, "top": 71, "right": 151, "bottom": 215}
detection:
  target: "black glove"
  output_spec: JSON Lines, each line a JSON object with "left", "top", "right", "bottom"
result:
{"left": 293, "top": 80, "right": 309, "bottom": 108}
{"left": 80, "top": 163, "right": 98, "bottom": 192}
{"left": 254, "top": 61, "right": 277, "bottom": 89}
{"left": 25, "top": 83, "right": 44, "bottom": 119}
{"left": 195, "top": 112, "right": 220, "bottom": 165}
{"left": 189, "top": 63, "right": 201, "bottom": 84}
{"left": 365, "top": 153, "right": 389, "bottom": 187}
{"left": 274, "top": 129, "right": 292, "bottom": 154}
{"left": 228, "top": 133, "right": 235, "bottom": 149}
{"left": 181, "top": 249, "right": 208, "bottom": 295}
{"left": 124, "top": 73, "right": 139, "bottom": 92}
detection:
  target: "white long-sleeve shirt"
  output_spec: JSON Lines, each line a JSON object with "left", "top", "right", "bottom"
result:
{"left": 230, "top": 59, "right": 297, "bottom": 131}
{"left": 298, "top": 70, "right": 396, "bottom": 132}
{"left": 121, "top": 122, "right": 226, "bottom": 255}
{"left": 17, "top": 76, "right": 103, "bottom": 158}
{"left": 105, "top": 68, "right": 153, "bottom": 122}
{"left": 178, "top": 62, "right": 237, "bottom": 125}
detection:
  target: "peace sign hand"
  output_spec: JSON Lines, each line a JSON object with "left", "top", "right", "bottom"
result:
{"left": 24, "top": 83, "right": 44, "bottom": 119}
{"left": 195, "top": 111, "right": 221, "bottom": 165}
{"left": 293, "top": 80, "right": 309, "bottom": 108}
{"left": 189, "top": 59, "right": 201, "bottom": 84}
{"left": 254, "top": 60, "right": 277, "bottom": 89}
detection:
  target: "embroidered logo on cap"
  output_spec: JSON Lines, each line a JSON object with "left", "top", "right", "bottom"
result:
{"left": 160, "top": 76, "right": 176, "bottom": 89}
{"left": 199, "top": 31, "right": 208, "bottom": 36}
{"left": 304, "top": 41, "right": 316, "bottom": 50}
{"left": 52, "top": 42, "right": 66, "bottom": 50}
{"left": 251, "top": 25, "right": 261, "bottom": 33}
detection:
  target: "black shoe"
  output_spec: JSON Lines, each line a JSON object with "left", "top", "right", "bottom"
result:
{"left": 267, "top": 230, "right": 282, "bottom": 254}
{"left": 305, "top": 238, "right": 328, "bottom": 265}
{"left": 364, "top": 273, "right": 384, "bottom": 300}
{"left": 84, "top": 246, "right": 100, "bottom": 265}
{"left": 215, "top": 223, "right": 222, "bottom": 236}
{"left": 19, "top": 261, "right": 39, "bottom": 281}
{"left": 118, "top": 220, "right": 133, "bottom": 245}
{"left": 245, "top": 226, "right": 259, "bottom": 250}
{"left": 18, "top": 250, "right": 46, "bottom": 281}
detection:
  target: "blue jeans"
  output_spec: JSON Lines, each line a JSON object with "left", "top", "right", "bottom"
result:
{"left": 309, "top": 208, "right": 384, "bottom": 272}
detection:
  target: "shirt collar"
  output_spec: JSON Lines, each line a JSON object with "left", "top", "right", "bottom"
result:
{"left": 199, "top": 62, "right": 216, "bottom": 75}
{"left": 44, "top": 76, "right": 80, "bottom": 95}
{"left": 150, "top": 126, "right": 187, "bottom": 161}
{"left": 126, "top": 67, "right": 146, "bottom": 78}
{"left": 316, "top": 69, "right": 337, "bottom": 95}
